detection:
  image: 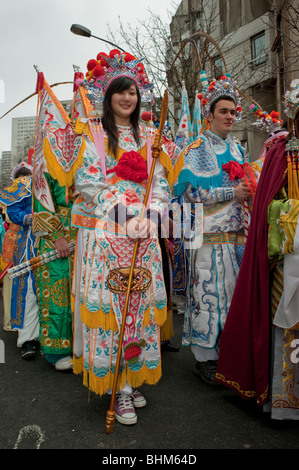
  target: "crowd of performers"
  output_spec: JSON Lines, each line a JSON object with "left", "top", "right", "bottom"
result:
{"left": 0, "top": 48, "right": 299, "bottom": 425}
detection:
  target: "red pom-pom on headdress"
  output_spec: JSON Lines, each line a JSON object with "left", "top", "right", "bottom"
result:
{"left": 96, "top": 52, "right": 109, "bottom": 68}
{"left": 87, "top": 59, "right": 98, "bottom": 71}
{"left": 93, "top": 65, "right": 105, "bottom": 77}
{"left": 109, "top": 49, "right": 121, "bottom": 59}
{"left": 124, "top": 52, "right": 136, "bottom": 62}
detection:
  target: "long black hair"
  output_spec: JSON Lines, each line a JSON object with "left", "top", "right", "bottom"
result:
{"left": 14, "top": 167, "right": 32, "bottom": 178}
{"left": 102, "top": 76, "right": 141, "bottom": 157}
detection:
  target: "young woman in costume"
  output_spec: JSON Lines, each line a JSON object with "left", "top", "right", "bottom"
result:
{"left": 72, "top": 50, "right": 179, "bottom": 426}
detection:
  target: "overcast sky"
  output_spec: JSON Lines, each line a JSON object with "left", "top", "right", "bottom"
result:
{"left": 0, "top": 0, "right": 178, "bottom": 155}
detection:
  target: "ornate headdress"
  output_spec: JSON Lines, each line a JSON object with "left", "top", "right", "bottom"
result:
{"left": 11, "top": 161, "right": 33, "bottom": 180}
{"left": 283, "top": 79, "right": 299, "bottom": 120}
{"left": 249, "top": 103, "right": 284, "bottom": 133}
{"left": 249, "top": 104, "right": 288, "bottom": 157}
{"left": 197, "top": 70, "right": 242, "bottom": 121}
{"left": 78, "top": 49, "right": 154, "bottom": 103}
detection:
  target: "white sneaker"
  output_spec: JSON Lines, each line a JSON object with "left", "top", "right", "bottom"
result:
{"left": 54, "top": 356, "right": 73, "bottom": 371}
{"left": 115, "top": 393, "right": 137, "bottom": 425}
{"left": 131, "top": 389, "right": 147, "bottom": 408}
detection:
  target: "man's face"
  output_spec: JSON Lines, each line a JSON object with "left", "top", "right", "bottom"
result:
{"left": 208, "top": 99, "right": 237, "bottom": 138}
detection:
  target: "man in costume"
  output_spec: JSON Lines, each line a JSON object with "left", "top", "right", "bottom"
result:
{"left": 0, "top": 162, "right": 39, "bottom": 358}
{"left": 32, "top": 72, "right": 79, "bottom": 371}
{"left": 174, "top": 71, "right": 252, "bottom": 385}
{"left": 71, "top": 49, "right": 181, "bottom": 426}
{"left": 216, "top": 80, "right": 299, "bottom": 420}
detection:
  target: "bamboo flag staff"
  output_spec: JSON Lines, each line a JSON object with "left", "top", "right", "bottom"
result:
{"left": 7, "top": 241, "right": 76, "bottom": 279}
{"left": 105, "top": 89, "right": 169, "bottom": 434}
{"left": 0, "top": 80, "right": 74, "bottom": 121}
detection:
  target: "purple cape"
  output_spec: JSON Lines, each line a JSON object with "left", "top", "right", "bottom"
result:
{"left": 216, "top": 139, "right": 288, "bottom": 405}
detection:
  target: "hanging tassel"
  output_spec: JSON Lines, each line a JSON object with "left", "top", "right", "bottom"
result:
{"left": 90, "top": 120, "right": 107, "bottom": 179}
{"left": 287, "top": 152, "right": 293, "bottom": 199}
{"left": 35, "top": 71, "right": 45, "bottom": 93}
{"left": 146, "top": 133, "right": 153, "bottom": 209}
{"left": 292, "top": 156, "right": 299, "bottom": 199}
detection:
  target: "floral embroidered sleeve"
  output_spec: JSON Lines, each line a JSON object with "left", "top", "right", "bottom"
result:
{"left": 75, "top": 141, "right": 120, "bottom": 220}
{"left": 147, "top": 159, "right": 171, "bottom": 224}
{"left": 184, "top": 183, "right": 235, "bottom": 206}
{"left": 46, "top": 174, "right": 73, "bottom": 243}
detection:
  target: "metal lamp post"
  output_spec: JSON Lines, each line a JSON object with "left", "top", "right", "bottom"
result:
{"left": 70, "top": 24, "right": 125, "bottom": 52}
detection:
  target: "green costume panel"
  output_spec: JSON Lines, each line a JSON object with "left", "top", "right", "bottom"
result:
{"left": 33, "top": 173, "right": 77, "bottom": 357}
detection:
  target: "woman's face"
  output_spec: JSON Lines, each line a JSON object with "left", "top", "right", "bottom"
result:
{"left": 111, "top": 84, "right": 138, "bottom": 125}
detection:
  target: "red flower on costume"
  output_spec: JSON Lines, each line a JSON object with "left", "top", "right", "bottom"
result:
{"left": 88, "top": 165, "right": 99, "bottom": 174}
{"left": 120, "top": 189, "right": 141, "bottom": 206}
{"left": 107, "top": 151, "right": 148, "bottom": 183}
{"left": 222, "top": 161, "right": 245, "bottom": 180}
{"left": 123, "top": 337, "right": 146, "bottom": 364}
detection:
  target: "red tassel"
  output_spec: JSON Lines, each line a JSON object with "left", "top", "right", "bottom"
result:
{"left": 243, "top": 161, "right": 257, "bottom": 203}
{"left": 35, "top": 72, "right": 45, "bottom": 93}
{"left": 73, "top": 71, "right": 84, "bottom": 92}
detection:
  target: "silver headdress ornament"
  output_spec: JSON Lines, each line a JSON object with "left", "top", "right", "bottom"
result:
{"left": 11, "top": 161, "right": 33, "bottom": 181}
{"left": 197, "top": 70, "right": 242, "bottom": 121}
{"left": 283, "top": 79, "right": 299, "bottom": 120}
{"left": 249, "top": 103, "right": 284, "bottom": 134}
{"left": 77, "top": 49, "right": 154, "bottom": 103}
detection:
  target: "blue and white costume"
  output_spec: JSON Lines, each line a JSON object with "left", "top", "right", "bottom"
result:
{"left": 174, "top": 129, "right": 246, "bottom": 361}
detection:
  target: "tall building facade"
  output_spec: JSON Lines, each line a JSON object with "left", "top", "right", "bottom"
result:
{"left": 11, "top": 115, "right": 36, "bottom": 167}
{"left": 0, "top": 151, "right": 12, "bottom": 189}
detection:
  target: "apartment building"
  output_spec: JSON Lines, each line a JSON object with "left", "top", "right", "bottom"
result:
{"left": 0, "top": 151, "right": 12, "bottom": 190}
{"left": 11, "top": 116, "right": 36, "bottom": 167}
{"left": 169, "top": 0, "right": 299, "bottom": 160}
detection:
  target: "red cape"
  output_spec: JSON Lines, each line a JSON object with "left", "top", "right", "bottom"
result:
{"left": 216, "top": 139, "right": 288, "bottom": 405}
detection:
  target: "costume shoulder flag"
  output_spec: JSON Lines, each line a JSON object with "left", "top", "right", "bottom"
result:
{"left": 174, "top": 81, "right": 192, "bottom": 150}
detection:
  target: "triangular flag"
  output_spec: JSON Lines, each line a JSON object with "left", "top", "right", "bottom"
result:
{"left": 174, "top": 81, "right": 192, "bottom": 150}
{"left": 32, "top": 72, "right": 86, "bottom": 212}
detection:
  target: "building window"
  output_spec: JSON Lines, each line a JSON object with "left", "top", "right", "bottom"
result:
{"left": 251, "top": 32, "right": 267, "bottom": 67}
{"left": 213, "top": 56, "right": 224, "bottom": 78}
{"left": 194, "top": 16, "right": 200, "bottom": 32}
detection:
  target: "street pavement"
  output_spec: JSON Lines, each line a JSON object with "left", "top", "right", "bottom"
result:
{"left": 1, "top": 289, "right": 299, "bottom": 453}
